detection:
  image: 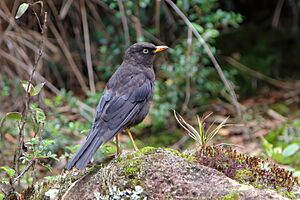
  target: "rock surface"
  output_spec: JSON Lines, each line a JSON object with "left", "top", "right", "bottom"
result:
{"left": 54, "top": 148, "right": 287, "bottom": 200}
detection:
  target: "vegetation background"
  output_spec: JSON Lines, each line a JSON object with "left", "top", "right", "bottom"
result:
{"left": 0, "top": 0, "right": 300, "bottom": 197}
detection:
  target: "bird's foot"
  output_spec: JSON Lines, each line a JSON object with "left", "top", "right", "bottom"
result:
{"left": 126, "top": 128, "right": 139, "bottom": 151}
{"left": 115, "top": 135, "right": 122, "bottom": 158}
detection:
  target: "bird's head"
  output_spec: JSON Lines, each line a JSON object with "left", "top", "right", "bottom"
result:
{"left": 124, "top": 42, "right": 168, "bottom": 67}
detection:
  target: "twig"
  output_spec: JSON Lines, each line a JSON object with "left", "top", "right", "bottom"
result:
{"left": 95, "top": 0, "right": 164, "bottom": 45}
{"left": 0, "top": 48, "right": 94, "bottom": 121}
{"left": 225, "top": 56, "right": 299, "bottom": 89}
{"left": 86, "top": 2, "right": 110, "bottom": 39}
{"left": 80, "top": 0, "right": 96, "bottom": 94}
{"left": 59, "top": 0, "right": 74, "bottom": 20}
{"left": 267, "top": 109, "right": 286, "bottom": 122}
{"left": 0, "top": 1, "right": 15, "bottom": 45}
{"left": 288, "top": 0, "right": 299, "bottom": 31}
{"left": 272, "top": 0, "right": 285, "bottom": 28}
{"left": 5, "top": 31, "right": 51, "bottom": 60}
{"left": 0, "top": 49, "right": 59, "bottom": 94}
{"left": 13, "top": 160, "right": 35, "bottom": 184}
{"left": 14, "top": 11, "right": 48, "bottom": 189}
{"left": 117, "top": 0, "right": 130, "bottom": 47}
{"left": 155, "top": 0, "right": 161, "bottom": 36}
{"left": 165, "top": 0, "right": 242, "bottom": 117}
{"left": 132, "top": 16, "right": 144, "bottom": 42}
{"left": 181, "top": 28, "right": 192, "bottom": 113}
{"left": 48, "top": 19, "right": 88, "bottom": 92}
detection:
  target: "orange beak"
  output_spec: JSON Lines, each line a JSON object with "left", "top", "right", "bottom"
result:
{"left": 153, "top": 45, "right": 169, "bottom": 53}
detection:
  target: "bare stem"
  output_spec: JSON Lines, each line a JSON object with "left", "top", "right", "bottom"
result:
{"left": 117, "top": 0, "right": 130, "bottom": 47}
{"left": 181, "top": 28, "right": 192, "bottom": 113}
{"left": 14, "top": 11, "right": 48, "bottom": 189}
{"left": 155, "top": 0, "right": 161, "bottom": 36}
{"left": 225, "top": 56, "right": 299, "bottom": 89}
{"left": 80, "top": 0, "right": 96, "bottom": 93}
{"left": 288, "top": 0, "right": 299, "bottom": 31}
{"left": 13, "top": 160, "right": 35, "bottom": 184}
{"left": 272, "top": 0, "right": 285, "bottom": 28}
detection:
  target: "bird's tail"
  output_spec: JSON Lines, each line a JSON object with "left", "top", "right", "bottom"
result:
{"left": 65, "top": 132, "right": 103, "bottom": 170}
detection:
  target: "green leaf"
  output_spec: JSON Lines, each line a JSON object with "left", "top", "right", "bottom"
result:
{"left": 293, "top": 171, "right": 300, "bottom": 178}
{"left": 20, "top": 81, "right": 45, "bottom": 96}
{"left": 0, "top": 112, "right": 22, "bottom": 128}
{"left": 191, "top": 22, "right": 204, "bottom": 33}
{"left": 35, "top": 108, "right": 46, "bottom": 124}
{"left": 0, "top": 166, "right": 16, "bottom": 177}
{"left": 15, "top": 3, "right": 29, "bottom": 19}
{"left": 282, "top": 144, "right": 300, "bottom": 157}
{"left": 26, "top": 138, "right": 39, "bottom": 146}
{"left": 0, "top": 177, "right": 9, "bottom": 184}
{"left": 5, "top": 112, "right": 22, "bottom": 121}
{"left": 31, "top": 82, "right": 45, "bottom": 96}
{"left": 261, "top": 137, "right": 274, "bottom": 157}
{"left": 0, "top": 192, "right": 5, "bottom": 200}
{"left": 44, "top": 176, "right": 57, "bottom": 182}
{"left": 20, "top": 80, "right": 34, "bottom": 94}
{"left": 203, "top": 29, "right": 219, "bottom": 40}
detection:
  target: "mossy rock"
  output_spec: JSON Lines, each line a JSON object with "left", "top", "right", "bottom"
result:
{"left": 27, "top": 147, "right": 293, "bottom": 199}
{"left": 196, "top": 145, "right": 300, "bottom": 199}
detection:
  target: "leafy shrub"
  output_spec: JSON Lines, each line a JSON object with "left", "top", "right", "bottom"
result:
{"left": 262, "top": 119, "right": 300, "bottom": 177}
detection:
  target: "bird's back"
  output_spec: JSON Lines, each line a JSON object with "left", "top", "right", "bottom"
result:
{"left": 97, "top": 62, "right": 155, "bottom": 130}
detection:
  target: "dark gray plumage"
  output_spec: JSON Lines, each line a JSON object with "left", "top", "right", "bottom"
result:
{"left": 65, "top": 42, "right": 168, "bottom": 170}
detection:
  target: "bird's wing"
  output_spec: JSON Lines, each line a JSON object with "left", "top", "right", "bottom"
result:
{"left": 90, "top": 74, "right": 152, "bottom": 142}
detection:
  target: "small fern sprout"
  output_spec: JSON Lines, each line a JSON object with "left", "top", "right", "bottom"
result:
{"left": 173, "top": 110, "right": 229, "bottom": 147}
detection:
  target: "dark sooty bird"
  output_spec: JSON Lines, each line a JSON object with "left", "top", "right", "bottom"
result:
{"left": 65, "top": 42, "right": 168, "bottom": 170}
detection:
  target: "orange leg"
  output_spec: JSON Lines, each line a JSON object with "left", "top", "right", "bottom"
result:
{"left": 126, "top": 128, "right": 139, "bottom": 151}
{"left": 115, "top": 134, "right": 120, "bottom": 157}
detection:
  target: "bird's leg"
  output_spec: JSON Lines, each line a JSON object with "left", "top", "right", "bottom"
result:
{"left": 126, "top": 128, "right": 139, "bottom": 151}
{"left": 115, "top": 134, "right": 120, "bottom": 157}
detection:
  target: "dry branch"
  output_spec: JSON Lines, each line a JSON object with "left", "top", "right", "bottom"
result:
{"left": 48, "top": 20, "right": 88, "bottom": 92}
{"left": 117, "top": 0, "right": 130, "bottom": 47}
{"left": 80, "top": 0, "right": 96, "bottom": 93}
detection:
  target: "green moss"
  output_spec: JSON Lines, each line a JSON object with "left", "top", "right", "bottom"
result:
{"left": 117, "top": 147, "right": 193, "bottom": 164}
{"left": 275, "top": 187, "right": 297, "bottom": 200}
{"left": 221, "top": 192, "right": 239, "bottom": 200}
{"left": 117, "top": 147, "right": 157, "bottom": 179}
{"left": 27, "top": 170, "right": 88, "bottom": 200}
{"left": 282, "top": 191, "right": 297, "bottom": 200}
{"left": 235, "top": 169, "right": 253, "bottom": 183}
{"left": 116, "top": 146, "right": 157, "bottom": 163}
{"left": 165, "top": 148, "right": 194, "bottom": 162}
{"left": 138, "top": 146, "right": 157, "bottom": 155}
{"left": 123, "top": 159, "right": 142, "bottom": 177}
{"left": 117, "top": 147, "right": 158, "bottom": 186}
{"left": 251, "top": 182, "right": 265, "bottom": 189}
{"left": 116, "top": 147, "right": 194, "bottom": 187}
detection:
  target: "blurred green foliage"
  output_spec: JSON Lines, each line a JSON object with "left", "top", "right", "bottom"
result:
{"left": 262, "top": 118, "right": 300, "bottom": 177}
{"left": 0, "top": 80, "right": 58, "bottom": 192}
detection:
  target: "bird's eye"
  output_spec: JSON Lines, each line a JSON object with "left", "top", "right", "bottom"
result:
{"left": 142, "top": 49, "right": 149, "bottom": 54}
